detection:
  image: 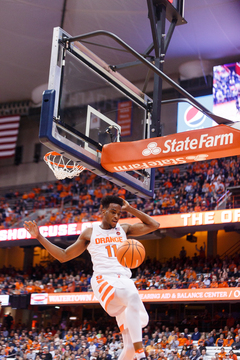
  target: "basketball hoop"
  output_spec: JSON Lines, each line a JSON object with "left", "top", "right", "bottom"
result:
{"left": 44, "top": 151, "right": 86, "bottom": 180}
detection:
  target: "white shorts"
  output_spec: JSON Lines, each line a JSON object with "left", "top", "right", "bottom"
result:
{"left": 91, "top": 273, "right": 148, "bottom": 331}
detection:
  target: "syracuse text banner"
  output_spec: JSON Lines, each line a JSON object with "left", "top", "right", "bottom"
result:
{"left": 1, "top": 208, "right": 240, "bottom": 241}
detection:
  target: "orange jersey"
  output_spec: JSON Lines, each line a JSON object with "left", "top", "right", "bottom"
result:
{"left": 218, "top": 352, "right": 226, "bottom": 359}
{"left": 165, "top": 271, "right": 172, "bottom": 279}
{"left": 229, "top": 354, "right": 237, "bottom": 360}
{"left": 224, "top": 338, "right": 234, "bottom": 347}
{"left": 178, "top": 338, "right": 187, "bottom": 346}
{"left": 160, "top": 340, "right": 168, "bottom": 348}
{"left": 218, "top": 281, "right": 229, "bottom": 288}
{"left": 26, "top": 285, "right": 36, "bottom": 293}
{"left": 189, "top": 283, "right": 199, "bottom": 289}
{"left": 210, "top": 282, "right": 219, "bottom": 288}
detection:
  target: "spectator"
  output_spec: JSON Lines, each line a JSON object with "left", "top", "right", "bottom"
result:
{"left": 219, "top": 278, "right": 229, "bottom": 288}
{"left": 186, "top": 335, "right": 193, "bottom": 347}
{"left": 179, "top": 247, "right": 187, "bottom": 260}
{"left": 195, "top": 243, "right": 206, "bottom": 259}
{"left": 143, "top": 335, "right": 151, "bottom": 347}
{"left": 232, "top": 336, "right": 240, "bottom": 350}
{"left": 224, "top": 335, "right": 234, "bottom": 347}
{"left": 189, "top": 349, "right": 198, "bottom": 360}
{"left": 198, "top": 348, "right": 208, "bottom": 360}
{"left": 205, "top": 332, "right": 215, "bottom": 347}
{"left": 218, "top": 348, "right": 226, "bottom": 360}
{"left": 198, "top": 335, "right": 206, "bottom": 348}
{"left": 210, "top": 276, "right": 219, "bottom": 289}
{"left": 0, "top": 350, "right": 6, "bottom": 360}
{"left": 192, "top": 328, "right": 201, "bottom": 341}
{"left": 183, "top": 328, "right": 190, "bottom": 339}
{"left": 170, "top": 335, "right": 179, "bottom": 350}
{"left": 178, "top": 333, "right": 187, "bottom": 346}
{"left": 216, "top": 334, "right": 225, "bottom": 347}
{"left": 203, "top": 275, "right": 211, "bottom": 288}
{"left": 168, "top": 331, "right": 176, "bottom": 344}
{"left": 229, "top": 350, "right": 237, "bottom": 360}
{"left": 8, "top": 346, "right": 17, "bottom": 359}
{"left": 145, "top": 340, "right": 156, "bottom": 356}
{"left": 42, "top": 347, "right": 52, "bottom": 360}
{"left": 159, "top": 335, "right": 168, "bottom": 349}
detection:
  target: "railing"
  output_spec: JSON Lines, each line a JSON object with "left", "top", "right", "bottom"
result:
{"left": 215, "top": 190, "right": 231, "bottom": 210}
{"left": 220, "top": 240, "right": 240, "bottom": 258}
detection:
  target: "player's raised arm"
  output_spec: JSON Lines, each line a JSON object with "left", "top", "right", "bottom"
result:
{"left": 121, "top": 199, "right": 160, "bottom": 236}
{"left": 24, "top": 220, "right": 90, "bottom": 263}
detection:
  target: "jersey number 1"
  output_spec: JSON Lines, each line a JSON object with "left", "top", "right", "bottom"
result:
{"left": 105, "top": 244, "right": 118, "bottom": 257}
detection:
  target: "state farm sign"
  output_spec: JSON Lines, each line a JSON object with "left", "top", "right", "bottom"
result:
{"left": 101, "top": 125, "right": 240, "bottom": 172}
{"left": 144, "top": 132, "right": 233, "bottom": 154}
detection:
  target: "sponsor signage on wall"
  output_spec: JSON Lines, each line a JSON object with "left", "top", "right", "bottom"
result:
{"left": 31, "top": 288, "right": 240, "bottom": 305}
{"left": 0, "top": 295, "right": 9, "bottom": 306}
{"left": 2, "top": 208, "right": 240, "bottom": 241}
{"left": 177, "top": 95, "right": 215, "bottom": 133}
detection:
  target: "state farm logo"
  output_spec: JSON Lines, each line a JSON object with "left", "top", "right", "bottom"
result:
{"left": 142, "top": 142, "right": 161, "bottom": 156}
{"left": 142, "top": 132, "right": 233, "bottom": 155}
{"left": 113, "top": 131, "right": 234, "bottom": 173}
{"left": 184, "top": 107, "right": 206, "bottom": 128}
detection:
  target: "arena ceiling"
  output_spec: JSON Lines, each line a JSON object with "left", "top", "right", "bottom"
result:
{"left": 1, "top": 0, "right": 240, "bottom": 105}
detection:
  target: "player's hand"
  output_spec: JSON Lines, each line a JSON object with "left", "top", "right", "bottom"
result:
{"left": 24, "top": 220, "right": 40, "bottom": 238}
{"left": 121, "top": 199, "right": 130, "bottom": 211}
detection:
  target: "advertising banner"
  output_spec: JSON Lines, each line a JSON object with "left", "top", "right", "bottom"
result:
{"left": 30, "top": 288, "right": 240, "bottom": 305}
{"left": 177, "top": 95, "right": 215, "bottom": 133}
{"left": 2, "top": 208, "right": 240, "bottom": 242}
{"left": 101, "top": 124, "right": 240, "bottom": 172}
{"left": 0, "top": 295, "right": 9, "bottom": 306}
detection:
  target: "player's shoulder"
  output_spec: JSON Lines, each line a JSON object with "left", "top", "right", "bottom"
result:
{"left": 80, "top": 226, "right": 93, "bottom": 241}
{"left": 119, "top": 223, "right": 129, "bottom": 233}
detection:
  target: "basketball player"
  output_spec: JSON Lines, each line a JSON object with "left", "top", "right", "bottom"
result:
{"left": 24, "top": 195, "right": 159, "bottom": 360}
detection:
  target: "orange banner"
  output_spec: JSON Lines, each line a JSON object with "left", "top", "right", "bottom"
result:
{"left": 151, "top": 208, "right": 240, "bottom": 229}
{"left": 1, "top": 208, "right": 240, "bottom": 242}
{"left": 30, "top": 287, "right": 240, "bottom": 305}
{"left": 101, "top": 124, "right": 240, "bottom": 172}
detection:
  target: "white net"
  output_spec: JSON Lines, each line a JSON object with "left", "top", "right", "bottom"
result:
{"left": 44, "top": 152, "right": 86, "bottom": 180}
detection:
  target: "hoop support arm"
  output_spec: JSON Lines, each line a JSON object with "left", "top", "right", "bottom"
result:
{"left": 64, "top": 30, "right": 232, "bottom": 126}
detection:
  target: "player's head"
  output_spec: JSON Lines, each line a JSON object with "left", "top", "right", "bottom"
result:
{"left": 100, "top": 195, "right": 124, "bottom": 229}
{"left": 101, "top": 195, "right": 123, "bottom": 209}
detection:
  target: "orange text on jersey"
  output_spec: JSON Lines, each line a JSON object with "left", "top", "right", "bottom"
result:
{"left": 95, "top": 236, "right": 123, "bottom": 244}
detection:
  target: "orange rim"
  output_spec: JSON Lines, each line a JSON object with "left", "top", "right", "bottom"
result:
{"left": 44, "top": 151, "right": 85, "bottom": 170}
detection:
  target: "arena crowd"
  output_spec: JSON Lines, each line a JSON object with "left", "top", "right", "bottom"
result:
{"left": 0, "top": 155, "right": 239, "bottom": 230}
{"left": 0, "top": 157, "right": 240, "bottom": 359}
{"left": 0, "top": 321, "right": 240, "bottom": 360}
{"left": 1, "top": 248, "right": 240, "bottom": 295}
